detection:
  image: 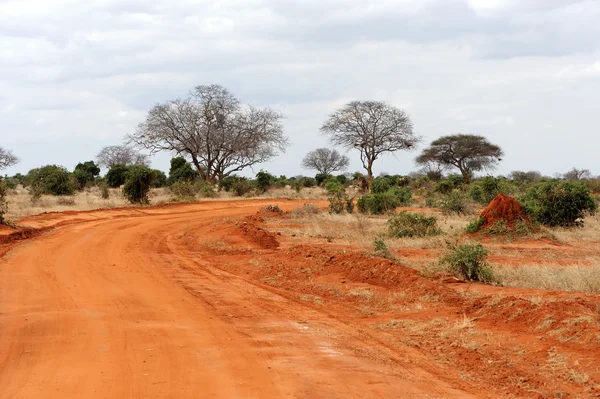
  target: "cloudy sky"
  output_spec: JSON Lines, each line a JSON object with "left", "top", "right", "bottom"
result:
{"left": 1, "top": 0, "right": 599, "bottom": 178}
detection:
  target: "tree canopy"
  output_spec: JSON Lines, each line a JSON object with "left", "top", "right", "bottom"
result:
{"left": 128, "top": 84, "right": 288, "bottom": 184}
{"left": 320, "top": 101, "right": 419, "bottom": 184}
{"left": 96, "top": 145, "right": 149, "bottom": 169}
{"left": 301, "top": 148, "right": 349, "bottom": 175}
{"left": 416, "top": 134, "right": 503, "bottom": 183}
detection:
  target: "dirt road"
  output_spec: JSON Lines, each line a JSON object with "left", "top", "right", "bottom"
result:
{"left": 0, "top": 200, "right": 477, "bottom": 398}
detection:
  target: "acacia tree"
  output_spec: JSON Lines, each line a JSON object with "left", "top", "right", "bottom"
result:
{"left": 320, "top": 101, "right": 419, "bottom": 185}
{"left": 302, "top": 148, "right": 350, "bottom": 175}
{"left": 128, "top": 84, "right": 288, "bottom": 184}
{"left": 416, "top": 134, "right": 503, "bottom": 184}
{"left": 0, "top": 147, "right": 19, "bottom": 170}
{"left": 96, "top": 145, "right": 149, "bottom": 169}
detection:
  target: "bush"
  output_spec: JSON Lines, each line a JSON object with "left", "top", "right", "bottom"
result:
{"left": 2, "top": 177, "right": 17, "bottom": 190}
{"left": 170, "top": 181, "right": 200, "bottom": 199}
{"left": 435, "top": 175, "right": 464, "bottom": 194}
{"left": 168, "top": 157, "right": 198, "bottom": 184}
{"left": 373, "top": 238, "right": 394, "bottom": 260}
{"left": 325, "top": 180, "right": 345, "bottom": 196}
{"left": 221, "top": 175, "right": 245, "bottom": 192}
{"left": 336, "top": 174, "right": 348, "bottom": 186}
{"left": 357, "top": 192, "right": 398, "bottom": 215}
{"left": 371, "top": 177, "right": 391, "bottom": 194}
{"left": 387, "top": 211, "right": 441, "bottom": 238}
{"left": 520, "top": 180, "right": 597, "bottom": 227}
{"left": 0, "top": 177, "right": 8, "bottom": 225}
{"left": 106, "top": 165, "right": 130, "bottom": 188}
{"left": 27, "top": 165, "right": 76, "bottom": 196}
{"left": 151, "top": 170, "right": 168, "bottom": 188}
{"left": 440, "top": 243, "right": 493, "bottom": 282}
{"left": 299, "top": 177, "right": 316, "bottom": 188}
{"left": 231, "top": 179, "right": 253, "bottom": 196}
{"left": 465, "top": 218, "right": 485, "bottom": 234}
{"left": 469, "top": 176, "right": 513, "bottom": 205}
{"left": 123, "top": 166, "right": 154, "bottom": 204}
{"left": 439, "top": 191, "right": 471, "bottom": 215}
{"left": 292, "top": 203, "right": 321, "bottom": 215}
{"left": 73, "top": 161, "right": 101, "bottom": 190}
{"left": 256, "top": 170, "right": 275, "bottom": 193}
{"left": 387, "top": 187, "right": 412, "bottom": 206}
{"left": 315, "top": 173, "right": 331, "bottom": 186}
{"left": 99, "top": 181, "right": 110, "bottom": 199}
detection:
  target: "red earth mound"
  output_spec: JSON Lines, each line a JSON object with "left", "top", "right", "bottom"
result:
{"left": 479, "top": 193, "right": 529, "bottom": 229}
{"left": 237, "top": 215, "right": 280, "bottom": 249}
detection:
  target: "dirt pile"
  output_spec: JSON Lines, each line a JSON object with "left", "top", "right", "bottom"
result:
{"left": 237, "top": 215, "right": 280, "bottom": 249}
{"left": 478, "top": 193, "right": 530, "bottom": 231}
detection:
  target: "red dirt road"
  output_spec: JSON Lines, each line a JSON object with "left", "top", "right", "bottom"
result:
{"left": 0, "top": 201, "right": 475, "bottom": 398}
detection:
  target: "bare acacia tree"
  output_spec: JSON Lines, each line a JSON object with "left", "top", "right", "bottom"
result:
{"left": 301, "top": 148, "right": 350, "bottom": 175}
{"left": 320, "top": 101, "right": 419, "bottom": 185}
{"left": 416, "top": 134, "right": 503, "bottom": 184}
{"left": 128, "top": 84, "right": 288, "bottom": 183}
{"left": 0, "top": 147, "right": 19, "bottom": 170}
{"left": 563, "top": 167, "right": 592, "bottom": 181}
{"left": 96, "top": 145, "right": 149, "bottom": 168}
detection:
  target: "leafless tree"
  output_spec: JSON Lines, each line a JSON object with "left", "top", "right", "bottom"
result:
{"left": 320, "top": 101, "right": 419, "bottom": 185}
{"left": 96, "top": 145, "right": 149, "bottom": 169}
{"left": 0, "top": 147, "right": 19, "bottom": 170}
{"left": 416, "top": 160, "right": 447, "bottom": 181}
{"left": 128, "top": 84, "right": 288, "bottom": 183}
{"left": 508, "top": 171, "right": 542, "bottom": 182}
{"left": 301, "top": 148, "right": 349, "bottom": 175}
{"left": 563, "top": 167, "right": 592, "bottom": 181}
{"left": 416, "top": 134, "right": 503, "bottom": 184}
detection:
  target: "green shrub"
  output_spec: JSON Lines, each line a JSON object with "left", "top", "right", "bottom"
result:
{"left": 0, "top": 177, "right": 8, "bottom": 225}
{"left": 221, "top": 175, "right": 245, "bottom": 192}
{"left": 486, "top": 220, "right": 509, "bottom": 235}
{"left": 469, "top": 176, "right": 513, "bottom": 205}
{"left": 371, "top": 177, "right": 391, "bottom": 194}
{"left": 439, "top": 191, "right": 471, "bottom": 215}
{"left": 357, "top": 192, "right": 398, "bottom": 215}
{"left": 151, "top": 170, "right": 168, "bottom": 188}
{"left": 315, "top": 173, "right": 331, "bottom": 186}
{"left": 325, "top": 180, "right": 345, "bottom": 196}
{"left": 123, "top": 166, "right": 154, "bottom": 204}
{"left": 387, "top": 187, "right": 412, "bottom": 206}
{"left": 373, "top": 238, "right": 394, "bottom": 260}
{"left": 520, "top": 180, "right": 597, "bottom": 227}
{"left": 256, "top": 170, "right": 275, "bottom": 193}
{"left": 345, "top": 197, "right": 355, "bottom": 214}
{"left": 299, "top": 177, "right": 316, "bottom": 188}
{"left": 231, "top": 179, "right": 253, "bottom": 196}
{"left": 73, "top": 161, "right": 101, "bottom": 190}
{"left": 435, "top": 175, "right": 464, "bottom": 194}
{"left": 336, "top": 174, "right": 348, "bottom": 186}
{"left": 440, "top": 243, "right": 493, "bottom": 283}
{"left": 168, "top": 157, "right": 198, "bottom": 184}
{"left": 27, "top": 165, "right": 76, "bottom": 196}
{"left": 170, "top": 181, "right": 200, "bottom": 199}
{"left": 2, "top": 177, "right": 17, "bottom": 190}
{"left": 106, "top": 165, "right": 130, "bottom": 188}
{"left": 465, "top": 218, "right": 485, "bottom": 234}
{"left": 328, "top": 196, "right": 345, "bottom": 214}
{"left": 387, "top": 211, "right": 441, "bottom": 238}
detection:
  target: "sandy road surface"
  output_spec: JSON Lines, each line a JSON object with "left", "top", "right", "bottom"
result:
{"left": 0, "top": 200, "right": 475, "bottom": 399}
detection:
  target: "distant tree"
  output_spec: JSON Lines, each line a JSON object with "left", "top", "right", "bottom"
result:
{"left": 0, "top": 147, "right": 19, "bottom": 170}
{"left": 73, "top": 161, "right": 101, "bottom": 190}
{"left": 563, "top": 167, "right": 592, "bottom": 181}
{"left": 416, "top": 134, "right": 503, "bottom": 184}
{"left": 416, "top": 160, "right": 446, "bottom": 181}
{"left": 151, "top": 170, "right": 168, "bottom": 188}
{"left": 105, "top": 165, "right": 130, "bottom": 188}
{"left": 27, "top": 165, "right": 76, "bottom": 197}
{"left": 168, "top": 157, "right": 198, "bottom": 184}
{"left": 96, "top": 145, "right": 149, "bottom": 169}
{"left": 509, "top": 171, "right": 542, "bottom": 183}
{"left": 320, "top": 101, "right": 419, "bottom": 186}
{"left": 302, "top": 148, "right": 350, "bottom": 175}
{"left": 123, "top": 166, "right": 154, "bottom": 204}
{"left": 128, "top": 84, "right": 288, "bottom": 184}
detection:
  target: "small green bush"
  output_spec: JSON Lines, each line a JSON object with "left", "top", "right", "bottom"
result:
{"left": 440, "top": 243, "right": 493, "bottom": 283}
{"left": 299, "top": 177, "right": 316, "bottom": 188}
{"left": 435, "top": 175, "right": 464, "bottom": 194}
{"left": 231, "top": 179, "right": 253, "bottom": 196}
{"left": 170, "top": 181, "right": 200, "bottom": 199}
{"left": 123, "top": 166, "right": 154, "bottom": 204}
{"left": 486, "top": 220, "right": 509, "bottom": 235}
{"left": 373, "top": 238, "right": 394, "bottom": 260}
{"left": 2, "top": 177, "right": 17, "bottom": 190}
{"left": 345, "top": 197, "right": 355, "bottom": 214}
{"left": 27, "top": 165, "right": 76, "bottom": 196}
{"left": 371, "top": 177, "right": 391, "bottom": 194}
{"left": 0, "top": 177, "right": 8, "bottom": 225}
{"left": 357, "top": 192, "right": 398, "bottom": 215}
{"left": 520, "top": 180, "right": 597, "bottom": 227}
{"left": 168, "top": 157, "right": 198, "bottom": 184}
{"left": 387, "top": 211, "right": 441, "bottom": 238}
{"left": 465, "top": 218, "right": 484, "bottom": 234}
{"left": 151, "top": 170, "right": 168, "bottom": 188}
{"left": 439, "top": 191, "right": 471, "bottom": 215}
{"left": 387, "top": 187, "right": 412, "bottom": 206}
{"left": 315, "top": 173, "right": 331, "bottom": 186}
{"left": 99, "top": 181, "right": 110, "bottom": 199}
{"left": 469, "top": 176, "right": 513, "bottom": 205}
{"left": 106, "top": 165, "right": 130, "bottom": 188}
{"left": 328, "top": 196, "right": 345, "bottom": 214}
{"left": 256, "top": 170, "right": 275, "bottom": 193}
{"left": 325, "top": 180, "right": 345, "bottom": 196}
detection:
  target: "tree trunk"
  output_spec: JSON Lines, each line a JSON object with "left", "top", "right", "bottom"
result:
{"left": 459, "top": 167, "right": 470, "bottom": 184}
{"left": 366, "top": 162, "right": 374, "bottom": 190}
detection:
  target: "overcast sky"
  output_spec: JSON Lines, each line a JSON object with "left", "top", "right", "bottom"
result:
{"left": 1, "top": 0, "right": 599, "bottom": 178}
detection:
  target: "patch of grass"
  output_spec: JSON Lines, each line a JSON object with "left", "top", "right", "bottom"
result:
{"left": 494, "top": 264, "right": 600, "bottom": 294}
{"left": 465, "top": 218, "right": 484, "bottom": 234}
{"left": 440, "top": 242, "right": 494, "bottom": 283}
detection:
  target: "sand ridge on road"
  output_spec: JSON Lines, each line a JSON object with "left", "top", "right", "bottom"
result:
{"left": 0, "top": 200, "right": 476, "bottom": 399}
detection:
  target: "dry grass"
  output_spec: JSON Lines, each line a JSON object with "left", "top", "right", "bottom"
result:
{"left": 494, "top": 263, "right": 600, "bottom": 294}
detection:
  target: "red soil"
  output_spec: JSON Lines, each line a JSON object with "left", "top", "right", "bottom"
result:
{"left": 480, "top": 193, "right": 529, "bottom": 229}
